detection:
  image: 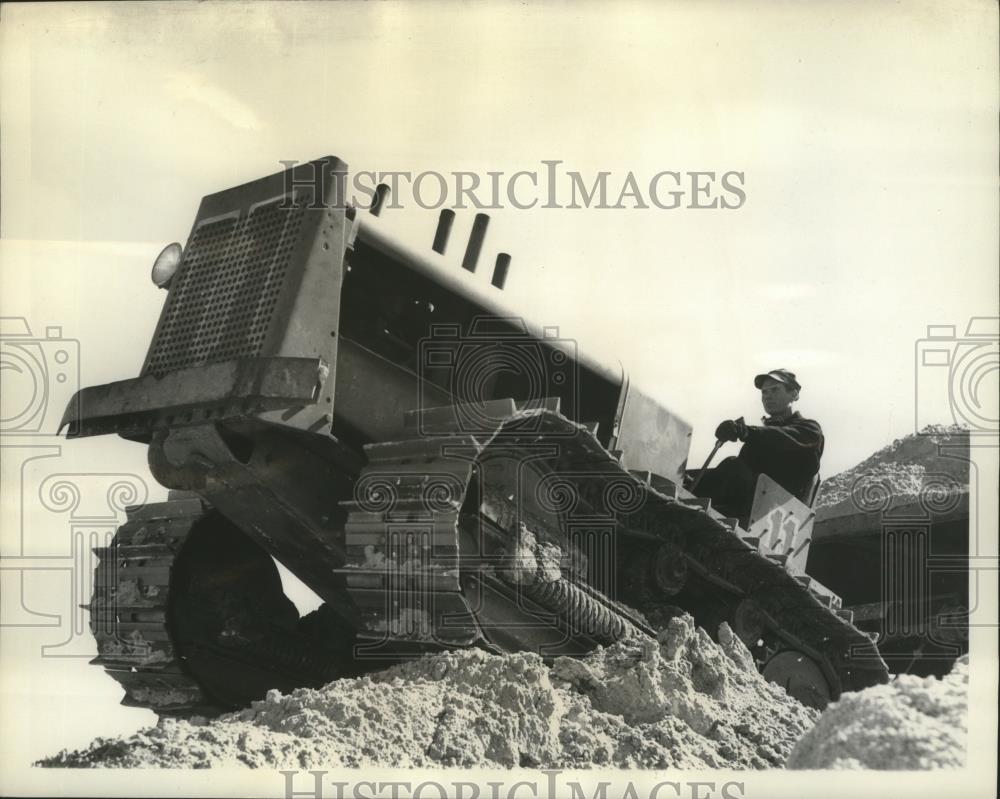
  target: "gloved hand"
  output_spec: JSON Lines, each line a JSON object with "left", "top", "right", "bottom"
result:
{"left": 714, "top": 419, "right": 740, "bottom": 442}
{"left": 715, "top": 417, "right": 749, "bottom": 442}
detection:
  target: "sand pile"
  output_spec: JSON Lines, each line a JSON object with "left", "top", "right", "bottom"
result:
{"left": 787, "top": 655, "right": 968, "bottom": 769}
{"left": 815, "top": 425, "right": 969, "bottom": 519}
{"left": 40, "top": 614, "right": 816, "bottom": 769}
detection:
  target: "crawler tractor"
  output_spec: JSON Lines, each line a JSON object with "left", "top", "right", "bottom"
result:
{"left": 63, "top": 157, "right": 888, "bottom": 714}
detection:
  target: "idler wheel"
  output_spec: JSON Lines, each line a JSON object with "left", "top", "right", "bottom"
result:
{"left": 762, "top": 649, "right": 833, "bottom": 709}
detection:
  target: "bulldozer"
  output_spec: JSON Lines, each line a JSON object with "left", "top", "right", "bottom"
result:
{"left": 61, "top": 156, "right": 888, "bottom": 715}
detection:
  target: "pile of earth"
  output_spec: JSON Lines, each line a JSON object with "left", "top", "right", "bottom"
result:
{"left": 40, "top": 614, "right": 817, "bottom": 769}
{"left": 815, "top": 424, "right": 969, "bottom": 520}
{"left": 787, "top": 654, "right": 968, "bottom": 769}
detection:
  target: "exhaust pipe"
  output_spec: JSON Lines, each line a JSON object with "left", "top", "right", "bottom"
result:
{"left": 369, "top": 183, "right": 391, "bottom": 217}
{"left": 491, "top": 253, "right": 511, "bottom": 289}
{"left": 461, "top": 213, "right": 490, "bottom": 273}
{"left": 432, "top": 209, "right": 456, "bottom": 255}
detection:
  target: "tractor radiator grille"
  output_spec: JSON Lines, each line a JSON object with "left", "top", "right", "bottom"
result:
{"left": 144, "top": 201, "right": 304, "bottom": 376}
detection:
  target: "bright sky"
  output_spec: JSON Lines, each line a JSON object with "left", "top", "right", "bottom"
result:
{"left": 2, "top": 1, "right": 997, "bottom": 474}
{"left": 1, "top": 0, "right": 997, "bottom": 791}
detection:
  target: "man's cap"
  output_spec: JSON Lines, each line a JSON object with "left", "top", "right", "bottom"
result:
{"left": 754, "top": 369, "right": 801, "bottom": 391}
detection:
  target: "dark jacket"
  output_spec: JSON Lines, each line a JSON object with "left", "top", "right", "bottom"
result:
{"left": 738, "top": 412, "right": 824, "bottom": 504}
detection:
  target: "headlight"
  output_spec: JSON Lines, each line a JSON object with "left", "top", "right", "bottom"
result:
{"left": 151, "top": 242, "right": 183, "bottom": 289}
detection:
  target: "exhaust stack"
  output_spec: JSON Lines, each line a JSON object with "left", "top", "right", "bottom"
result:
{"left": 491, "top": 253, "right": 511, "bottom": 289}
{"left": 461, "top": 213, "right": 490, "bottom": 273}
{"left": 369, "top": 183, "right": 391, "bottom": 217}
{"left": 432, "top": 209, "right": 456, "bottom": 255}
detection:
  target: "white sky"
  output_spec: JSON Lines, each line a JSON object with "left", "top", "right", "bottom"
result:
{"left": 1, "top": 1, "right": 997, "bottom": 794}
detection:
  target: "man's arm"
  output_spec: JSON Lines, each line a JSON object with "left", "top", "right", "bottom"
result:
{"left": 743, "top": 417, "right": 824, "bottom": 454}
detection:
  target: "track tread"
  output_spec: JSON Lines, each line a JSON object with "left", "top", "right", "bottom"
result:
{"left": 88, "top": 497, "right": 350, "bottom": 715}
{"left": 88, "top": 497, "right": 217, "bottom": 714}
{"left": 343, "top": 405, "right": 888, "bottom": 697}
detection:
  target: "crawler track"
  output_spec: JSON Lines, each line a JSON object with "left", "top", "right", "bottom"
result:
{"left": 89, "top": 495, "right": 350, "bottom": 715}
{"left": 89, "top": 405, "right": 888, "bottom": 714}
{"left": 341, "top": 405, "right": 889, "bottom": 704}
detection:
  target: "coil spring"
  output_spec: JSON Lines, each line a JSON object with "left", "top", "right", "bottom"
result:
{"left": 521, "top": 577, "right": 634, "bottom": 645}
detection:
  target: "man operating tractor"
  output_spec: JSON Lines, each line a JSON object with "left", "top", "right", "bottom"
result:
{"left": 693, "top": 369, "right": 824, "bottom": 522}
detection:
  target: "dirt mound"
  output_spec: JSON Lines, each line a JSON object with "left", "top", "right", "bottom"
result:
{"left": 815, "top": 425, "right": 969, "bottom": 520}
{"left": 40, "top": 614, "right": 816, "bottom": 770}
{"left": 787, "top": 654, "right": 967, "bottom": 769}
